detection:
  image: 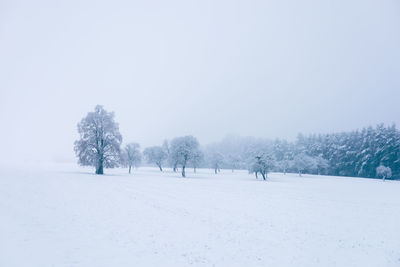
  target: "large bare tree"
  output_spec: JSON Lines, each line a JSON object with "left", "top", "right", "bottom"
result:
{"left": 74, "top": 105, "right": 122, "bottom": 174}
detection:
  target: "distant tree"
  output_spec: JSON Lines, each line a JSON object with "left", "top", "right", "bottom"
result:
{"left": 273, "top": 139, "right": 293, "bottom": 175}
{"left": 143, "top": 146, "right": 166, "bottom": 171}
{"left": 170, "top": 136, "right": 200, "bottom": 177}
{"left": 171, "top": 158, "right": 179, "bottom": 172}
{"left": 162, "top": 139, "right": 172, "bottom": 168}
{"left": 249, "top": 153, "right": 275, "bottom": 180}
{"left": 293, "top": 153, "right": 316, "bottom": 176}
{"left": 74, "top": 105, "right": 122, "bottom": 175}
{"left": 163, "top": 139, "right": 178, "bottom": 172}
{"left": 275, "top": 152, "right": 293, "bottom": 175}
{"left": 376, "top": 165, "right": 392, "bottom": 181}
{"left": 162, "top": 140, "right": 170, "bottom": 156}
{"left": 190, "top": 149, "right": 204, "bottom": 173}
{"left": 183, "top": 123, "right": 400, "bottom": 179}
{"left": 208, "top": 152, "right": 224, "bottom": 174}
{"left": 227, "top": 154, "right": 241, "bottom": 172}
{"left": 121, "top": 143, "right": 142, "bottom": 174}
{"left": 282, "top": 155, "right": 292, "bottom": 175}
{"left": 315, "top": 155, "right": 329, "bottom": 175}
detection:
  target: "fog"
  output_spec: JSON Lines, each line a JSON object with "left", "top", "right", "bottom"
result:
{"left": 1, "top": 0, "right": 399, "bottom": 163}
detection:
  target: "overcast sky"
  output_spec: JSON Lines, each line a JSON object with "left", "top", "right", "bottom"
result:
{"left": 1, "top": 0, "right": 399, "bottom": 163}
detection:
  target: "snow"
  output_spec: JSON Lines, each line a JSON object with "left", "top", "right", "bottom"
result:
{"left": 1, "top": 163, "right": 399, "bottom": 267}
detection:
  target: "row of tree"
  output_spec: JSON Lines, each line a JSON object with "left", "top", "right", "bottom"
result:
{"left": 74, "top": 106, "right": 400, "bottom": 179}
{"left": 73, "top": 106, "right": 202, "bottom": 177}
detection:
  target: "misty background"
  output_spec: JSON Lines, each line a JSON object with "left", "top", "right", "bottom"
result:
{"left": 1, "top": 0, "right": 399, "bottom": 163}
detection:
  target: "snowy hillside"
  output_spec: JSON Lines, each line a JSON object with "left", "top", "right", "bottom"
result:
{"left": 1, "top": 164, "right": 399, "bottom": 267}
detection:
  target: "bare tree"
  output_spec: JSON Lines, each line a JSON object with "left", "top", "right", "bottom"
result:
{"left": 74, "top": 105, "right": 122, "bottom": 174}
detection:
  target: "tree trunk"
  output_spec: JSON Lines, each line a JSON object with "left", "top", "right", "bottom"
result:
{"left": 129, "top": 165, "right": 131, "bottom": 174}
{"left": 194, "top": 167, "right": 196, "bottom": 173}
{"left": 157, "top": 163, "right": 163, "bottom": 172}
{"left": 299, "top": 171, "right": 302, "bottom": 177}
{"left": 182, "top": 165, "right": 186, "bottom": 177}
{"left": 255, "top": 172, "right": 258, "bottom": 179}
{"left": 215, "top": 168, "right": 217, "bottom": 174}
{"left": 96, "top": 161, "right": 103, "bottom": 175}
{"left": 261, "top": 172, "right": 266, "bottom": 180}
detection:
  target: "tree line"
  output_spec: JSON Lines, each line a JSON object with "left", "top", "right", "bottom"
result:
{"left": 74, "top": 106, "right": 400, "bottom": 180}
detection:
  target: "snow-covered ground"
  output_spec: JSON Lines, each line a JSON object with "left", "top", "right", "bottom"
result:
{"left": 1, "top": 163, "right": 399, "bottom": 267}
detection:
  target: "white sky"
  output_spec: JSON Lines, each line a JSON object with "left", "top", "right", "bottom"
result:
{"left": 1, "top": 0, "right": 399, "bottom": 163}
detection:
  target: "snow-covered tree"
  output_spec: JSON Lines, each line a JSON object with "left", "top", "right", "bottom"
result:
{"left": 376, "top": 165, "right": 392, "bottom": 181}
{"left": 74, "top": 105, "right": 122, "bottom": 175}
{"left": 249, "top": 153, "right": 275, "bottom": 180}
{"left": 162, "top": 140, "right": 171, "bottom": 167}
{"left": 190, "top": 149, "right": 204, "bottom": 173}
{"left": 121, "top": 143, "right": 141, "bottom": 174}
{"left": 276, "top": 158, "right": 290, "bottom": 175}
{"left": 170, "top": 136, "right": 200, "bottom": 177}
{"left": 207, "top": 151, "right": 224, "bottom": 174}
{"left": 226, "top": 154, "right": 241, "bottom": 172}
{"left": 163, "top": 139, "right": 178, "bottom": 172}
{"left": 293, "top": 153, "right": 316, "bottom": 176}
{"left": 315, "top": 155, "right": 329, "bottom": 175}
{"left": 143, "top": 146, "right": 166, "bottom": 171}
{"left": 275, "top": 152, "right": 293, "bottom": 175}
{"left": 182, "top": 123, "right": 400, "bottom": 179}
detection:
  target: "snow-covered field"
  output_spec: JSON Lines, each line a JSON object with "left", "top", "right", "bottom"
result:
{"left": 1, "top": 163, "right": 399, "bottom": 267}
